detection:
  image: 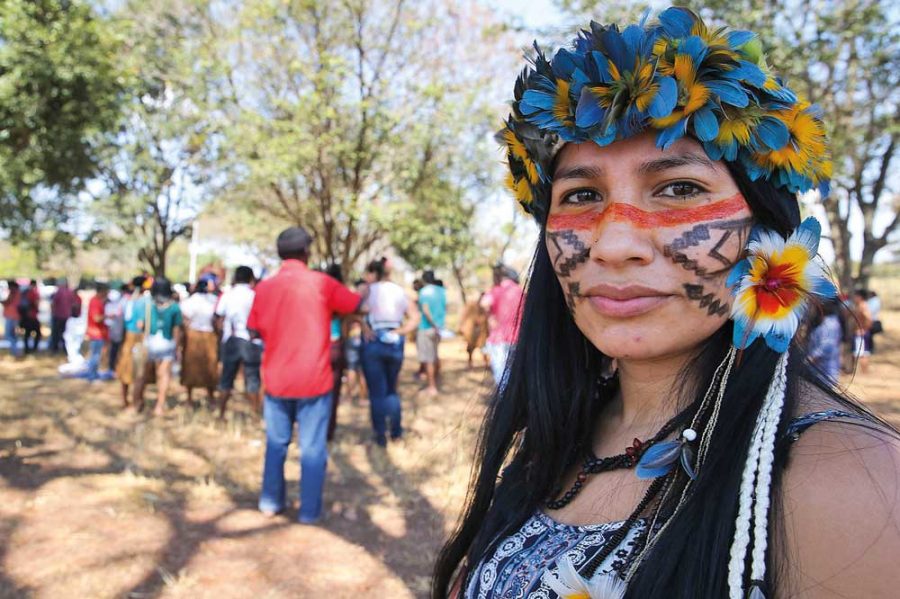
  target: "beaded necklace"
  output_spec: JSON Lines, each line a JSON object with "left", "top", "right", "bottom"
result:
{"left": 545, "top": 415, "right": 681, "bottom": 510}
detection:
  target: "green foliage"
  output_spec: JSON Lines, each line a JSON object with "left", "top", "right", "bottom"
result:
{"left": 208, "top": 0, "right": 507, "bottom": 280}
{"left": 0, "top": 0, "right": 127, "bottom": 244}
{"left": 90, "top": 0, "right": 222, "bottom": 277}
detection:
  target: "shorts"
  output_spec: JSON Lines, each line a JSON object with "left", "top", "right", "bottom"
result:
{"left": 416, "top": 328, "right": 440, "bottom": 364}
{"left": 853, "top": 334, "right": 871, "bottom": 358}
{"left": 147, "top": 346, "right": 177, "bottom": 362}
{"left": 219, "top": 336, "right": 262, "bottom": 393}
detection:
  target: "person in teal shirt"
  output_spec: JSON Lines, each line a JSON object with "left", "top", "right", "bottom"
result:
{"left": 134, "top": 278, "right": 184, "bottom": 416}
{"left": 416, "top": 270, "right": 447, "bottom": 396}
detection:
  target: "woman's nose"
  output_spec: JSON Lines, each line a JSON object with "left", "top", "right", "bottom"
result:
{"left": 588, "top": 208, "right": 655, "bottom": 267}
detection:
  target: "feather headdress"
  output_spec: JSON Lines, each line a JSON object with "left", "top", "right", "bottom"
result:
{"left": 499, "top": 7, "right": 832, "bottom": 220}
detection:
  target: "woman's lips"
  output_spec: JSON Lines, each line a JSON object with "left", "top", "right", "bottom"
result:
{"left": 582, "top": 284, "right": 675, "bottom": 318}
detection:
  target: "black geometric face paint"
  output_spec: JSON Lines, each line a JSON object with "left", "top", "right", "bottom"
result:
{"left": 564, "top": 281, "right": 580, "bottom": 313}
{"left": 547, "top": 229, "right": 591, "bottom": 277}
{"left": 663, "top": 218, "right": 752, "bottom": 279}
{"left": 683, "top": 283, "right": 730, "bottom": 316}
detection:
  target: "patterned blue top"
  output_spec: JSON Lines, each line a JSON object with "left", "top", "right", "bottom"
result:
{"left": 464, "top": 512, "right": 645, "bottom": 599}
{"left": 466, "top": 410, "right": 868, "bottom": 598}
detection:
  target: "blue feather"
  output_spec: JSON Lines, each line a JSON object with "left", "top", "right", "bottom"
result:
{"left": 812, "top": 276, "right": 837, "bottom": 298}
{"left": 588, "top": 51, "right": 614, "bottom": 84}
{"left": 658, "top": 7, "right": 695, "bottom": 38}
{"left": 636, "top": 440, "right": 681, "bottom": 479}
{"left": 575, "top": 87, "right": 605, "bottom": 128}
{"left": 726, "top": 258, "right": 750, "bottom": 288}
{"left": 727, "top": 30, "right": 756, "bottom": 49}
{"left": 648, "top": 76, "right": 677, "bottom": 119}
{"left": 792, "top": 217, "right": 822, "bottom": 255}
{"left": 680, "top": 35, "right": 709, "bottom": 65}
{"left": 724, "top": 60, "right": 767, "bottom": 87}
{"left": 600, "top": 28, "right": 629, "bottom": 73}
{"left": 692, "top": 106, "right": 719, "bottom": 141}
{"left": 591, "top": 122, "right": 617, "bottom": 146}
{"left": 765, "top": 330, "right": 792, "bottom": 353}
{"left": 704, "top": 80, "right": 749, "bottom": 107}
{"left": 755, "top": 117, "right": 790, "bottom": 151}
{"left": 703, "top": 141, "right": 725, "bottom": 161}
{"left": 621, "top": 24, "right": 644, "bottom": 57}
{"left": 552, "top": 48, "right": 580, "bottom": 79}
{"left": 732, "top": 317, "right": 760, "bottom": 350}
{"left": 656, "top": 120, "right": 687, "bottom": 149}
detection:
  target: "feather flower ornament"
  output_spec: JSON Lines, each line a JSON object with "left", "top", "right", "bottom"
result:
{"left": 541, "top": 555, "right": 627, "bottom": 599}
{"left": 727, "top": 217, "right": 837, "bottom": 352}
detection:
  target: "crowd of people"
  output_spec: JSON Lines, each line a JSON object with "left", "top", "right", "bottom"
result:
{"left": 1, "top": 226, "right": 529, "bottom": 525}
{"left": 806, "top": 288, "right": 883, "bottom": 381}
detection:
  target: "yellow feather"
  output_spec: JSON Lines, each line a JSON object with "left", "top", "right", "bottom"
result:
{"left": 684, "top": 82, "right": 710, "bottom": 114}
{"left": 553, "top": 79, "right": 573, "bottom": 125}
{"left": 716, "top": 119, "right": 752, "bottom": 145}
{"left": 503, "top": 129, "right": 539, "bottom": 184}
{"left": 674, "top": 55, "right": 696, "bottom": 86}
{"left": 652, "top": 110, "right": 684, "bottom": 129}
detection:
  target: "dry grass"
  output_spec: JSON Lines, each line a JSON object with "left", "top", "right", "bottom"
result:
{"left": 0, "top": 338, "right": 491, "bottom": 598}
{"left": 0, "top": 313, "right": 897, "bottom": 598}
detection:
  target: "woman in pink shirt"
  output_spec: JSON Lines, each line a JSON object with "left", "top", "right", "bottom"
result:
{"left": 480, "top": 264, "right": 523, "bottom": 386}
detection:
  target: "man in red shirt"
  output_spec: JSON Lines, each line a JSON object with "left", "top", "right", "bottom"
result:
{"left": 50, "top": 278, "right": 77, "bottom": 354}
{"left": 248, "top": 227, "right": 361, "bottom": 523}
{"left": 83, "top": 283, "right": 110, "bottom": 381}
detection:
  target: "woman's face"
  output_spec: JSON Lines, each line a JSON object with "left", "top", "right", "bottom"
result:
{"left": 546, "top": 132, "right": 753, "bottom": 362}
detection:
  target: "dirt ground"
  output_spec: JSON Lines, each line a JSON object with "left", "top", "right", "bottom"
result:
{"left": 0, "top": 312, "right": 897, "bottom": 599}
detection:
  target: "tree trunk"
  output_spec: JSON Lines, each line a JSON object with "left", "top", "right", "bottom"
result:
{"left": 452, "top": 260, "right": 468, "bottom": 306}
{"left": 856, "top": 242, "right": 881, "bottom": 290}
{"left": 822, "top": 197, "right": 854, "bottom": 294}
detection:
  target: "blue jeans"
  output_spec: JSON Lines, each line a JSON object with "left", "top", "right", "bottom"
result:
{"left": 485, "top": 342, "right": 511, "bottom": 388}
{"left": 360, "top": 337, "right": 404, "bottom": 445}
{"left": 4, "top": 318, "right": 19, "bottom": 357}
{"left": 84, "top": 339, "right": 105, "bottom": 380}
{"left": 259, "top": 392, "right": 332, "bottom": 522}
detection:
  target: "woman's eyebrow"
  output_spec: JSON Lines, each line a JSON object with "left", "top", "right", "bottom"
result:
{"left": 638, "top": 153, "right": 716, "bottom": 174}
{"left": 553, "top": 164, "right": 605, "bottom": 181}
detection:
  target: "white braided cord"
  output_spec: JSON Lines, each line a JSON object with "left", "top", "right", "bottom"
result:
{"left": 727, "top": 394, "right": 768, "bottom": 598}
{"left": 727, "top": 352, "right": 789, "bottom": 598}
{"left": 750, "top": 353, "right": 789, "bottom": 582}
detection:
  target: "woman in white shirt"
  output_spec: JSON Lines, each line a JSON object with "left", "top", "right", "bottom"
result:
{"left": 360, "top": 258, "right": 419, "bottom": 446}
{"left": 179, "top": 279, "right": 220, "bottom": 407}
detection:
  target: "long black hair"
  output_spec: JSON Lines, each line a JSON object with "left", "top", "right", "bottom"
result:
{"left": 432, "top": 164, "right": 886, "bottom": 598}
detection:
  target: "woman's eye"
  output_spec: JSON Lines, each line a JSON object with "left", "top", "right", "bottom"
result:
{"left": 561, "top": 189, "right": 601, "bottom": 205}
{"left": 657, "top": 182, "right": 705, "bottom": 199}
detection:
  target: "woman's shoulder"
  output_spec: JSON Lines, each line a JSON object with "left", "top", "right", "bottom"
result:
{"left": 782, "top": 383, "right": 900, "bottom": 597}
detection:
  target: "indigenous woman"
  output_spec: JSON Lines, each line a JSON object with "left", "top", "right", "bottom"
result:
{"left": 434, "top": 8, "right": 900, "bottom": 599}
{"left": 180, "top": 279, "right": 220, "bottom": 408}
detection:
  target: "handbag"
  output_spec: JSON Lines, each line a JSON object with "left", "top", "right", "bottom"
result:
{"left": 871, "top": 320, "right": 883, "bottom": 335}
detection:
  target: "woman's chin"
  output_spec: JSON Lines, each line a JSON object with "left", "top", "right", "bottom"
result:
{"left": 578, "top": 318, "right": 725, "bottom": 363}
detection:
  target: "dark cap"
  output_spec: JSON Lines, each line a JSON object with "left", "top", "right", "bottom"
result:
{"left": 277, "top": 227, "right": 313, "bottom": 258}
{"left": 493, "top": 262, "right": 519, "bottom": 283}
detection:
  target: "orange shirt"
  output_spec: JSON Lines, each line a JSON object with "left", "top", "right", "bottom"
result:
{"left": 247, "top": 261, "right": 360, "bottom": 398}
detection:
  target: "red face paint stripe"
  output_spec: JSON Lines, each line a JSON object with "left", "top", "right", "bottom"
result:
{"left": 546, "top": 193, "right": 747, "bottom": 231}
